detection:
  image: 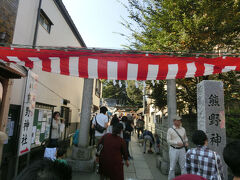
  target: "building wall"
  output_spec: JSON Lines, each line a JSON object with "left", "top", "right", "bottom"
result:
{"left": 11, "top": 0, "right": 100, "bottom": 123}
{"left": 37, "top": 0, "right": 81, "bottom": 47}
{"left": 12, "top": 0, "right": 38, "bottom": 45}
{"left": 92, "top": 79, "right": 101, "bottom": 108}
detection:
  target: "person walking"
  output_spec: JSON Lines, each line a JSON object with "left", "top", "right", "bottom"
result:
{"left": 132, "top": 114, "right": 137, "bottom": 134}
{"left": 119, "top": 116, "right": 126, "bottom": 138}
{"left": 123, "top": 116, "right": 134, "bottom": 159}
{"left": 50, "top": 111, "right": 61, "bottom": 147}
{"left": 167, "top": 115, "right": 188, "bottom": 180}
{"left": 107, "top": 114, "right": 119, "bottom": 133}
{"left": 136, "top": 116, "right": 145, "bottom": 139}
{"left": 185, "top": 130, "right": 224, "bottom": 180}
{"left": 97, "top": 123, "right": 129, "bottom": 180}
{"left": 92, "top": 106, "right": 109, "bottom": 145}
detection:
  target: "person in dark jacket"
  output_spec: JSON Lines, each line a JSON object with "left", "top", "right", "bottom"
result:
{"left": 122, "top": 116, "right": 134, "bottom": 159}
{"left": 142, "top": 130, "right": 155, "bottom": 153}
{"left": 97, "top": 123, "right": 129, "bottom": 180}
{"left": 136, "top": 116, "right": 145, "bottom": 139}
{"left": 89, "top": 114, "right": 95, "bottom": 146}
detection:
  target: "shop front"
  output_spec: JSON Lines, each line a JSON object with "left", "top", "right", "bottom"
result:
{"left": 0, "top": 62, "right": 26, "bottom": 180}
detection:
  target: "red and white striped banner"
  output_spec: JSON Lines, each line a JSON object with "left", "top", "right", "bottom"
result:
{"left": 0, "top": 46, "right": 239, "bottom": 80}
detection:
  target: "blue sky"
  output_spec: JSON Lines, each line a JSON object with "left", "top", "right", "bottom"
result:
{"left": 62, "top": 0, "right": 132, "bottom": 49}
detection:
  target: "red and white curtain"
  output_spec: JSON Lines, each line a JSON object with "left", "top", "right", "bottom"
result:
{"left": 0, "top": 46, "right": 239, "bottom": 80}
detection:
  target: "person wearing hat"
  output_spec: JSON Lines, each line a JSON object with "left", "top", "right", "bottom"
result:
{"left": 167, "top": 115, "right": 188, "bottom": 180}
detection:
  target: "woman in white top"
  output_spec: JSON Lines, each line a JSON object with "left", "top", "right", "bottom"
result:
{"left": 107, "top": 114, "right": 119, "bottom": 133}
{"left": 50, "top": 112, "right": 61, "bottom": 147}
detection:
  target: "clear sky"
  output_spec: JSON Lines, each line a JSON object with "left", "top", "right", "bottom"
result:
{"left": 62, "top": 0, "right": 132, "bottom": 49}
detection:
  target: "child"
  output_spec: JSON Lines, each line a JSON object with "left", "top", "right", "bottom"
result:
{"left": 73, "top": 129, "right": 79, "bottom": 146}
{"left": 56, "top": 148, "right": 67, "bottom": 165}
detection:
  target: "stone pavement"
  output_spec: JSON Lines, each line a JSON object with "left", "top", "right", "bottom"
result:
{"left": 72, "top": 135, "right": 168, "bottom": 180}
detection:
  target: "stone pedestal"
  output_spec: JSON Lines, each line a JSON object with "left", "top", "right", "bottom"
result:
{"left": 67, "top": 158, "right": 95, "bottom": 172}
{"left": 68, "top": 146, "right": 95, "bottom": 172}
{"left": 72, "top": 146, "right": 94, "bottom": 160}
{"left": 156, "top": 156, "right": 169, "bottom": 175}
{"left": 197, "top": 80, "right": 227, "bottom": 179}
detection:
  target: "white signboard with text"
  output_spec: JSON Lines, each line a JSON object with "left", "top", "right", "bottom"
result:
{"left": 18, "top": 70, "right": 38, "bottom": 156}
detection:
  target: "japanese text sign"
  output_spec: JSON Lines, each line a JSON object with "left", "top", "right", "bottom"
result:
{"left": 18, "top": 70, "right": 38, "bottom": 156}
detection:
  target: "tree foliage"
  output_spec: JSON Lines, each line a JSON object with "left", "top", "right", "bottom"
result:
{"left": 123, "top": 0, "right": 240, "bottom": 52}
{"left": 102, "top": 80, "right": 143, "bottom": 107}
{"left": 102, "top": 80, "right": 129, "bottom": 104}
{"left": 126, "top": 80, "right": 143, "bottom": 107}
{"left": 146, "top": 80, "right": 167, "bottom": 111}
{"left": 123, "top": 0, "right": 240, "bottom": 138}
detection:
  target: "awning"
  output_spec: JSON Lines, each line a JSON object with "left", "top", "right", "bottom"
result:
{"left": 0, "top": 62, "right": 27, "bottom": 79}
{"left": 0, "top": 46, "right": 239, "bottom": 80}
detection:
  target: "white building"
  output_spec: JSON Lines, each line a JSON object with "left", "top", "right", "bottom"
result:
{"left": 12, "top": 0, "right": 101, "bottom": 138}
{"left": 0, "top": 0, "right": 101, "bottom": 180}
{"left": 0, "top": 1, "right": 101, "bottom": 178}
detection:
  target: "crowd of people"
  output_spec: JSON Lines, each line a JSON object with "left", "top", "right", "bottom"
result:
{"left": 93, "top": 109, "right": 240, "bottom": 180}
{"left": 91, "top": 106, "right": 161, "bottom": 180}
{"left": 14, "top": 107, "right": 240, "bottom": 180}
{"left": 167, "top": 115, "right": 240, "bottom": 180}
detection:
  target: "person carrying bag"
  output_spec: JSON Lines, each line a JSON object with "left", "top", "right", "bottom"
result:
{"left": 171, "top": 128, "right": 188, "bottom": 152}
{"left": 92, "top": 106, "right": 109, "bottom": 145}
{"left": 94, "top": 116, "right": 106, "bottom": 133}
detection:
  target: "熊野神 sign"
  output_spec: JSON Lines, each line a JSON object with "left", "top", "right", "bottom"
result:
{"left": 0, "top": 46, "right": 240, "bottom": 80}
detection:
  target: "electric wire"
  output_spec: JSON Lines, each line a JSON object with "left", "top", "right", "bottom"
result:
{"left": 37, "top": 79, "right": 80, "bottom": 111}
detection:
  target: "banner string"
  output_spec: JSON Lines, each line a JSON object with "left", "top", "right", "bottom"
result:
{"left": 0, "top": 44, "right": 239, "bottom": 57}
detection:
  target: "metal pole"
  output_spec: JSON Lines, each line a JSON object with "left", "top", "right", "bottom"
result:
{"left": 32, "top": 0, "right": 42, "bottom": 48}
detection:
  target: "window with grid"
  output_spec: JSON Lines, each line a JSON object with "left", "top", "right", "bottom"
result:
{"left": 39, "top": 9, "right": 53, "bottom": 33}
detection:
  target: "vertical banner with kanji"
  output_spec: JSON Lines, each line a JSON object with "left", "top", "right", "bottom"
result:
{"left": 197, "top": 80, "right": 227, "bottom": 179}
{"left": 18, "top": 70, "right": 38, "bottom": 156}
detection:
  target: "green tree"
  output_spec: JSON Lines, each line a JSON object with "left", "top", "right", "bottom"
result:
{"left": 146, "top": 80, "right": 167, "bottom": 111}
{"left": 123, "top": 0, "right": 240, "bottom": 52}
{"left": 122, "top": 0, "right": 240, "bottom": 138}
{"left": 102, "top": 80, "right": 130, "bottom": 105}
{"left": 102, "top": 80, "right": 143, "bottom": 107}
{"left": 126, "top": 80, "right": 143, "bottom": 107}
